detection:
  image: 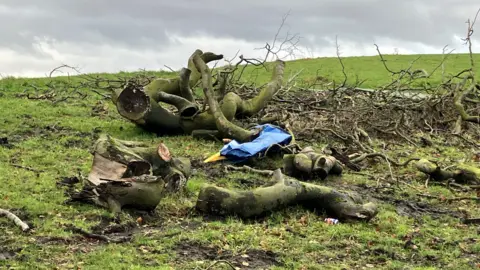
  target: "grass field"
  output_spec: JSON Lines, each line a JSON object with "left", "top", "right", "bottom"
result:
{"left": 1, "top": 53, "right": 479, "bottom": 270}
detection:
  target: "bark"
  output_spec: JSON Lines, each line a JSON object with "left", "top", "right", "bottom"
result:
{"left": 69, "top": 134, "right": 191, "bottom": 213}
{"left": 179, "top": 68, "right": 195, "bottom": 102}
{"left": 415, "top": 159, "right": 479, "bottom": 184}
{"left": 195, "top": 169, "right": 378, "bottom": 222}
{"left": 215, "top": 70, "right": 229, "bottom": 101}
{"left": 156, "top": 91, "right": 199, "bottom": 118}
{"left": 283, "top": 147, "right": 343, "bottom": 180}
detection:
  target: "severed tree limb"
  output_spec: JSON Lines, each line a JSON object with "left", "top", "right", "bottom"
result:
{"left": 415, "top": 159, "right": 479, "bottom": 184}
{"left": 192, "top": 53, "right": 257, "bottom": 142}
{"left": 143, "top": 50, "right": 224, "bottom": 98}
{"left": 196, "top": 169, "right": 378, "bottom": 221}
{"left": 0, "top": 208, "right": 30, "bottom": 232}
{"left": 113, "top": 83, "right": 184, "bottom": 136}
{"left": 283, "top": 147, "right": 343, "bottom": 180}
{"left": 179, "top": 68, "right": 195, "bottom": 102}
{"left": 68, "top": 134, "right": 192, "bottom": 214}
{"left": 156, "top": 91, "right": 199, "bottom": 118}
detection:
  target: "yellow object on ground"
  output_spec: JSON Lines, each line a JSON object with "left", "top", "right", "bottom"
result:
{"left": 204, "top": 152, "right": 227, "bottom": 163}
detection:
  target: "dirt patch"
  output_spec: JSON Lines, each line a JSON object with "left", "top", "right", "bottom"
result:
{"left": 9, "top": 121, "right": 92, "bottom": 145}
{"left": 191, "top": 158, "right": 225, "bottom": 180}
{"left": 174, "top": 240, "right": 283, "bottom": 269}
{"left": 36, "top": 236, "right": 75, "bottom": 245}
{"left": 340, "top": 183, "right": 464, "bottom": 219}
{"left": 390, "top": 198, "right": 462, "bottom": 219}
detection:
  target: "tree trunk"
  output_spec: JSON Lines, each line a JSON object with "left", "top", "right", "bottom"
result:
{"left": 195, "top": 169, "right": 378, "bottom": 222}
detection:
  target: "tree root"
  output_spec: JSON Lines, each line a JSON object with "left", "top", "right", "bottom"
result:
{"left": 0, "top": 208, "right": 30, "bottom": 232}
{"left": 195, "top": 169, "right": 378, "bottom": 222}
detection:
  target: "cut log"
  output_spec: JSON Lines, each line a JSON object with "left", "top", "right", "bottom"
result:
{"left": 195, "top": 169, "right": 378, "bottom": 222}
{"left": 415, "top": 159, "right": 479, "bottom": 184}
{"left": 283, "top": 147, "right": 343, "bottom": 180}
{"left": 68, "top": 134, "right": 192, "bottom": 213}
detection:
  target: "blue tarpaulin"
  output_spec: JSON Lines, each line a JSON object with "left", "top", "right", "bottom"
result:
{"left": 219, "top": 124, "right": 292, "bottom": 163}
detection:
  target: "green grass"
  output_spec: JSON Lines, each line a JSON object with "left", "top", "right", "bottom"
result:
{"left": 1, "top": 53, "right": 479, "bottom": 269}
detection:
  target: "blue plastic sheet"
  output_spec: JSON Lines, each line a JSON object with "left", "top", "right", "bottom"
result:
{"left": 219, "top": 124, "right": 292, "bottom": 163}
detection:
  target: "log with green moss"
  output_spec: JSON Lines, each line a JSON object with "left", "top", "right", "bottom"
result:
{"left": 283, "top": 147, "right": 343, "bottom": 180}
{"left": 110, "top": 49, "right": 286, "bottom": 142}
{"left": 195, "top": 169, "right": 378, "bottom": 222}
{"left": 69, "top": 134, "right": 192, "bottom": 213}
{"left": 415, "top": 159, "right": 479, "bottom": 184}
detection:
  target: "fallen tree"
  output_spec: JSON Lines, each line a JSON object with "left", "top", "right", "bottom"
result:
{"left": 195, "top": 169, "right": 378, "bottom": 222}
{"left": 110, "top": 49, "right": 286, "bottom": 142}
{"left": 68, "top": 134, "right": 192, "bottom": 213}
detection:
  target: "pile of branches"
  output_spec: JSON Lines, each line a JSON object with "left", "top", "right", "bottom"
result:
{"left": 227, "top": 14, "right": 480, "bottom": 151}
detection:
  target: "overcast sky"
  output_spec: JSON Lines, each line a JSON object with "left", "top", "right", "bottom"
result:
{"left": 1, "top": 0, "right": 479, "bottom": 78}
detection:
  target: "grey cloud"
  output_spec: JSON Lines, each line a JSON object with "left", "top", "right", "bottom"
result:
{"left": 1, "top": 0, "right": 479, "bottom": 76}
{"left": 3, "top": 0, "right": 479, "bottom": 49}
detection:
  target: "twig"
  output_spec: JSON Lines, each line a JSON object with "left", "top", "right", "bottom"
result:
{"left": 10, "top": 164, "right": 44, "bottom": 173}
{"left": 0, "top": 208, "right": 30, "bottom": 232}
{"left": 350, "top": 153, "right": 419, "bottom": 167}
{"left": 224, "top": 165, "right": 274, "bottom": 176}
{"left": 164, "top": 65, "right": 175, "bottom": 72}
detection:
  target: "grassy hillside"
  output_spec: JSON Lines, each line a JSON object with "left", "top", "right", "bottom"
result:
{"left": 0, "top": 53, "right": 479, "bottom": 270}
{"left": 239, "top": 53, "right": 480, "bottom": 88}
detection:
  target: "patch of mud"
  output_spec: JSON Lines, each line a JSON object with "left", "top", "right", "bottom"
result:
{"left": 8, "top": 122, "right": 93, "bottom": 145}
{"left": 190, "top": 158, "right": 224, "bottom": 179}
{"left": 36, "top": 236, "right": 74, "bottom": 245}
{"left": 174, "top": 240, "right": 283, "bottom": 269}
{"left": 353, "top": 183, "right": 462, "bottom": 219}
{"left": 233, "top": 177, "right": 267, "bottom": 188}
{"left": 329, "top": 183, "right": 463, "bottom": 219}
{"left": 391, "top": 198, "right": 462, "bottom": 219}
